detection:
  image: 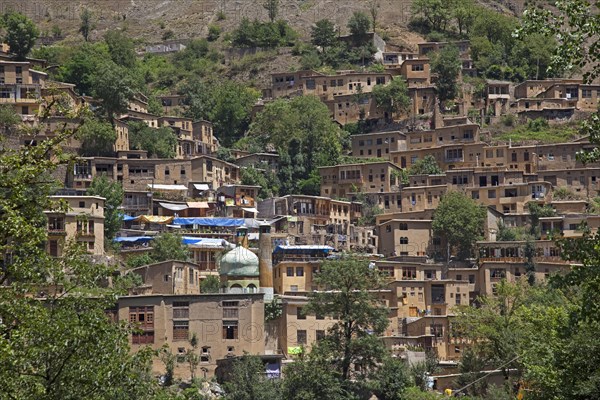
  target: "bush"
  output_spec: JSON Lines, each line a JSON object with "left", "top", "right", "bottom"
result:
{"left": 527, "top": 117, "right": 549, "bottom": 132}
{"left": 207, "top": 24, "right": 221, "bottom": 41}
{"left": 501, "top": 114, "right": 516, "bottom": 127}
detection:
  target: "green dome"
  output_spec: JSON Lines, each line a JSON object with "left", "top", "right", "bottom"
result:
{"left": 219, "top": 246, "right": 260, "bottom": 277}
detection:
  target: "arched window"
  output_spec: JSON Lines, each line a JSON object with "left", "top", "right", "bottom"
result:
{"left": 400, "top": 237, "right": 409, "bottom": 245}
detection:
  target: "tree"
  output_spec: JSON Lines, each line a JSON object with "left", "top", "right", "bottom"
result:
{"left": 58, "top": 42, "right": 110, "bottom": 96}
{"left": 3, "top": 12, "right": 39, "bottom": 60}
{"left": 182, "top": 79, "right": 258, "bottom": 147}
{"left": 432, "top": 191, "right": 486, "bottom": 260}
{"left": 263, "top": 0, "right": 279, "bottom": 23}
{"left": 0, "top": 104, "right": 21, "bottom": 134}
{"left": 241, "top": 167, "right": 279, "bottom": 200}
{"left": 411, "top": 0, "right": 454, "bottom": 32}
{"left": 370, "top": 356, "right": 413, "bottom": 400}
{"left": 187, "top": 334, "right": 200, "bottom": 380}
{"left": 455, "top": 348, "right": 488, "bottom": 397}
{"left": 87, "top": 175, "right": 124, "bottom": 243}
{"left": 222, "top": 354, "right": 281, "bottom": 400}
{"left": 431, "top": 45, "right": 461, "bottom": 102}
{"left": 369, "top": 1, "right": 380, "bottom": 30}
{"left": 311, "top": 19, "right": 337, "bottom": 52}
{"left": 305, "top": 258, "right": 389, "bottom": 382}
{"left": 151, "top": 233, "right": 190, "bottom": 262}
{"left": 454, "top": 280, "right": 529, "bottom": 380}
{"left": 347, "top": 11, "right": 371, "bottom": 46}
{"left": 128, "top": 121, "right": 178, "bottom": 159}
{"left": 104, "top": 29, "right": 137, "bottom": 69}
{"left": 282, "top": 351, "right": 351, "bottom": 400}
{"left": 408, "top": 155, "right": 443, "bottom": 175}
{"left": 200, "top": 275, "right": 221, "bottom": 293}
{"left": 78, "top": 117, "right": 116, "bottom": 157}
{"left": 519, "top": 0, "right": 600, "bottom": 163}
{"left": 92, "top": 61, "right": 136, "bottom": 122}
{"left": 0, "top": 97, "right": 155, "bottom": 399}
{"left": 248, "top": 96, "right": 345, "bottom": 191}
{"left": 453, "top": 0, "right": 477, "bottom": 36}
{"left": 79, "top": 8, "right": 94, "bottom": 42}
{"left": 372, "top": 77, "right": 410, "bottom": 120}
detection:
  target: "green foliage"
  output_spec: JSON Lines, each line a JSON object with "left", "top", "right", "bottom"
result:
{"left": 231, "top": 18, "right": 297, "bottom": 48}
{"left": 496, "top": 221, "right": 528, "bottom": 242}
{"left": 408, "top": 155, "right": 443, "bottom": 175}
{"left": 527, "top": 202, "right": 555, "bottom": 238}
{"left": 410, "top": 351, "right": 440, "bottom": 391}
{"left": 552, "top": 187, "right": 582, "bottom": 201}
{"left": 493, "top": 121, "right": 578, "bottom": 144}
{"left": 311, "top": 19, "right": 337, "bottom": 51}
{"left": 58, "top": 42, "right": 111, "bottom": 95}
{"left": 305, "top": 258, "right": 389, "bottom": 381}
{"left": 241, "top": 167, "right": 279, "bottom": 200}
{"left": 128, "top": 121, "right": 178, "bottom": 158}
{"left": 370, "top": 356, "right": 413, "bottom": 400}
{"left": 354, "top": 192, "right": 383, "bottom": 226}
{"left": 87, "top": 175, "right": 124, "bottom": 242}
{"left": 3, "top": 12, "right": 39, "bottom": 60}
{"left": 104, "top": 29, "right": 137, "bottom": 68}
{"left": 222, "top": 354, "right": 282, "bottom": 400}
{"left": 432, "top": 191, "right": 486, "bottom": 260}
{"left": 263, "top": 0, "right": 279, "bottom": 23}
{"left": 264, "top": 299, "right": 282, "bottom": 322}
{"left": 0, "top": 104, "right": 21, "bottom": 134}
{"left": 249, "top": 96, "right": 345, "bottom": 194}
{"left": 347, "top": 11, "right": 371, "bottom": 46}
{"left": 455, "top": 348, "right": 488, "bottom": 397}
{"left": 207, "top": 24, "right": 221, "bottom": 41}
{"left": 411, "top": 0, "right": 454, "bottom": 32}
{"left": 372, "top": 77, "right": 410, "bottom": 119}
{"left": 182, "top": 79, "right": 259, "bottom": 147}
{"left": 0, "top": 100, "right": 156, "bottom": 399}
{"left": 79, "top": 8, "right": 94, "bottom": 41}
{"left": 126, "top": 253, "right": 154, "bottom": 269}
{"left": 78, "top": 117, "right": 116, "bottom": 157}
{"left": 92, "top": 61, "right": 137, "bottom": 120}
{"left": 151, "top": 233, "right": 190, "bottom": 262}
{"left": 282, "top": 351, "right": 352, "bottom": 400}
{"left": 200, "top": 275, "right": 221, "bottom": 293}
{"left": 431, "top": 45, "right": 461, "bottom": 102}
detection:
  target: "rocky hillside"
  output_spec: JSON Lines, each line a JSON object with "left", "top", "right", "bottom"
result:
{"left": 6, "top": 0, "right": 526, "bottom": 49}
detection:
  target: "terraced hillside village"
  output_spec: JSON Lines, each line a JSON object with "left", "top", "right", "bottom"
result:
{"left": 1, "top": 1, "right": 600, "bottom": 399}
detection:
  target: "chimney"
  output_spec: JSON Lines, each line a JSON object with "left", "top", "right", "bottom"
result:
{"left": 258, "top": 222, "right": 274, "bottom": 301}
{"left": 235, "top": 225, "right": 249, "bottom": 248}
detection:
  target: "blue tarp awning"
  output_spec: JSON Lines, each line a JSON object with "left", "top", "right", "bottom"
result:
{"left": 122, "top": 215, "right": 140, "bottom": 221}
{"left": 173, "top": 217, "right": 253, "bottom": 227}
{"left": 114, "top": 236, "right": 154, "bottom": 243}
{"left": 273, "top": 245, "right": 334, "bottom": 254}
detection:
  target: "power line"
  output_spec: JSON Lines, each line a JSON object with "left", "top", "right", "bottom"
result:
{"left": 451, "top": 355, "right": 519, "bottom": 396}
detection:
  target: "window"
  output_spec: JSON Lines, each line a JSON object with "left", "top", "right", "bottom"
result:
{"left": 173, "top": 301, "right": 189, "bottom": 319}
{"left": 222, "top": 321, "right": 238, "bottom": 339}
{"left": 297, "top": 330, "right": 307, "bottom": 345}
{"left": 446, "top": 148, "right": 463, "bottom": 161}
{"left": 491, "top": 269, "right": 506, "bottom": 279}
{"left": 496, "top": 149, "right": 504, "bottom": 158}
{"left": 488, "top": 190, "right": 496, "bottom": 199}
{"left": 582, "top": 88, "right": 593, "bottom": 98}
{"left": 296, "top": 307, "right": 306, "bottom": 320}
{"left": 287, "top": 267, "right": 294, "bottom": 277}
{"left": 411, "top": 64, "right": 424, "bottom": 71}
{"left": 399, "top": 223, "right": 408, "bottom": 230}
{"left": 15, "top": 66, "right": 22, "bottom": 74}
{"left": 425, "top": 270, "right": 436, "bottom": 280}
{"left": 399, "top": 237, "right": 408, "bottom": 245}
{"left": 402, "top": 267, "right": 416, "bottom": 280}
{"left": 173, "top": 321, "right": 189, "bottom": 341}
{"left": 469, "top": 274, "right": 475, "bottom": 284}
{"left": 316, "top": 330, "right": 325, "bottom": 341}
{"left": 222, "top": 301, "right": 239, "bottom": 319}
{"left": 130, "top": 306, "right": 154, "bottom": 344}
{"left": 306, "top": 79, "right": 316, "bottom": 89}
{"left": 201, "top": 347, "right": 211, "bottom": 363}
{"left": 296, "top": 267, "right": 304, "bottom": 277}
